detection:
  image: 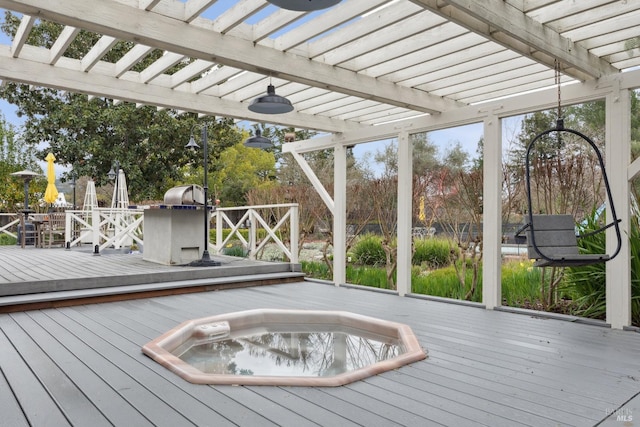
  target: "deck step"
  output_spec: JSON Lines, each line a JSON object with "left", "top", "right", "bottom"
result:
{"left": 0, "top": 271, "right": 305, "bottom": 312}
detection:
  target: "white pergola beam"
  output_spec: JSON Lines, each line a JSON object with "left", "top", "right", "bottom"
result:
{"left": 184, "top": 0, "right": 217, "bottom": 23}
{"left": 0, "top": 0, "right": 462, "bottom": 113}
{"left": 0, "top": 46, "right": 364, "bottom": 133}
{"left": 115, "top": 44, "right": 154, "bottom": 77}
{"left": 273, "top": 0, "right": 390, "bottom": 52}
{"left": 140, "top": 52, "right": 185, "bottom": 83}
{"left": 140, "top": 0, "right": 162, "bottom": 11}
{"left": 284, "top": 68, "right": 640, "bottom": 156}
{"left": 11, "top": 14, "right": 35, "bottom": 57}
{"left": 212, "top": 0, "right": 267, "bottom": 34}
{"left": 321, "top": 13, "right": 447, "bottom": 68}
{"left": 411, "top": 0, "right": 618, "bottom": 79}
{"left": 208, "top": 71, "right": 265, "bottom": 99}
{"left": 82, "top": 35, "right": 118, "bottom": 72}
{"left": 251, "top": 8, "right": 305, "bottom": 43}
{"left": 170, "top": 59, "right": 215, "bottom": 89}
{"left": 289, "top": 150, "right": 335, "bottom": 215}
{"left": 305, "top": 1, "right": 424, "bottom": 58}
{"left": 49, "top": 26, "right": 80, "bottom": 64}
{"left": 190, "top": 66, "right": 243, "bottom": 94}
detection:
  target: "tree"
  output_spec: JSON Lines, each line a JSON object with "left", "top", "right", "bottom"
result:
{"left": 0, "top": 114, "right": 44, "bottom": 211}
{"left": 0, "top": 12, "right": 243, "bottom": 202}
{"left": 212, "top": 140, "right": 276, "bottom": 206}
{"left": 432, "top": 142, "right": 485, "bottom": 300}
{"left": 373, "top": 142, "right": 398, "bottom": 177}
{"left": 363, "top": 176, "right": 398, "bottom": 289}
{"left": 412, "top": 132, "right": 443, "bottom": 231}
{"left": 501, "top": 99, "right": 640, "bottom": 308}
{"left": 505, "top": 105, "right": 610, "bottom": 221}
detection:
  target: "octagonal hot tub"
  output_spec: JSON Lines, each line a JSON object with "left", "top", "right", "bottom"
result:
{"left": 142, "top": 309, "right": 426, "bottom": 386}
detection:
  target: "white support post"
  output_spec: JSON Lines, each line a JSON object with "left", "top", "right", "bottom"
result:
{"left": 91, "top": 207, "right": 100, "bottom": 250}
{"left": 606, "top": 82, "right": 631, "bottom": 329}
{"left": 249, "top": 209, "right": 257, "bottom": 261}
{"left": 397, "top": 131, "right": 412, "bottom": 296}
{"left": 215, "top": 209, "right": 223, "bottom": 254}
{"left": 334, "top": 144, "right": 347, "bottom": 286}
{"left": 64, "top": 211, "right": 71, "bottom": 246}
{"left": 482, "top": 114, "right": 502, "bottom": 309}
{"left": 290, "top": 205, "right": 299, "bottom": 264}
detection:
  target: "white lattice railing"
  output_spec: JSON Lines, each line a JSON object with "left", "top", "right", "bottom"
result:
{"left": 79, "top": 204, "right": 299, "bottom": 263}
{"left": 212, "top": 204, "right": 299, "bottom": 263}
{"left": 65, "top": 208, "right": 144, "bottom": 252}
{"left": 7, "top": 203, "right": 299, "bottom": 263}
{"left": 0, "top": 213, "right": 20, "bottom": 239}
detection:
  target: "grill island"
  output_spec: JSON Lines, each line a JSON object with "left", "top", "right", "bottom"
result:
{"left": 143, "top": 185, "right": 211, "bottom": 265}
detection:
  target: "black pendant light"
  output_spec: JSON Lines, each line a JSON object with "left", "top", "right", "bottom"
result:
{"left": 244, "top": 129, "right": 274, "bottom": 149}
{"left": 184, "top": 134, "right": 199, "bottom": 150}
{"left": 267, "top": 0, "right": 341, "bottom": 11}
{"left": 248, "top": 84, "right": 294, "bottom": 114}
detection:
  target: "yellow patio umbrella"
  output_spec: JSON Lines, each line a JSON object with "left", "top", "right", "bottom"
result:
{"left": 44, "top": 152, "right": 59, "bottom": 204}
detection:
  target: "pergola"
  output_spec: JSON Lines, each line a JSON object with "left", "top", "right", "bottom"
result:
{"left": 0, "top": 0, "right": 639, "bottom": 328}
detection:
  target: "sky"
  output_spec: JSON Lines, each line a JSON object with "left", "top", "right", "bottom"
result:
{"left": 351, "top": 122, "right": 484, "bottom": 175}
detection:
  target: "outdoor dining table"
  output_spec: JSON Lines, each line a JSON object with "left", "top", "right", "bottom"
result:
{"left": 29, "top": 214, "right": 48, "bottom": 248}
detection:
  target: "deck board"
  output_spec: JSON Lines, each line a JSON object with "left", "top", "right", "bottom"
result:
{"left": 314, "top": 385, "right": 433, "bottom": 426}
{"left": 9, "top": 311, "right": 154, "bottom": 426}
{"left": 415, "top": 356, "right": 604, "bottom": 419}
{"left": 0, "top": 334, "right": 30, "bottom": 427}
{"left": 66, "top": 306, "right": 278, "bottom": 427}
{"left": 345, "top": 379, "right": 479, "bottom": 426}
{"left": 46, "top": 309, "right": 248, "bottom": 427}
{"left": 0, "top": 316, "right": 72, "bottom": 426}
{"left": 0, "top": 314, "right": 112, "bottom": 427}
{"left": 393, "top": 366, "right": 593, "bottom": 425}
{"left": 26, "top": 310, "right": 183, "bottom": 426}
{"left": 2, "top": 281, "right": 640, "bottom": 426}
{"left": 279, "top": 386, "right": 407, "bottom": 426}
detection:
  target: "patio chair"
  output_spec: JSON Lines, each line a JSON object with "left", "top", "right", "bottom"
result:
{"left": 523, "top": 214, "right": 610, "bottom": 267}
{"left": 41, "top": 212, "right": 66, "bottom": 248}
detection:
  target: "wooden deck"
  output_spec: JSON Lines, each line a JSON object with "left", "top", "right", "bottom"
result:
{"left": 0, "top": 245, "right": 303, "bottom": 311}
{"left": 1, "top": 280, "right": 639, "bottom": 426}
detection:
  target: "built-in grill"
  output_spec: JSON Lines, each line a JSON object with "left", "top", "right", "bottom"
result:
{"left": 163, "top": 184, "right": 205, "bottom": 205}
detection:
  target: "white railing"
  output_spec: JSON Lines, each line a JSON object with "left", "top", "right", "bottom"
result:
{"left": 65, "top": 208, "right": 144, "bottom": 251}
{"left": 0, "top": 213, "right": 20, "bottom": 239}
{"left": 7, "top": 203, "right": 299, "bottom": 263}
{"left": 212, "top": 204, "right": 299, "bottom": 263}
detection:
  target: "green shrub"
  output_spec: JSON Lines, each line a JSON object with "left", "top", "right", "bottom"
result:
{"left": 563, "top": 210, "right": 640, "bottom": 324}
{"left": 346, "top": 265, "right": 389, "bottom": 288}
{"left": 301, "top": 261, "right": 331, "bottom": 280}
{"left": 351, "top": 234, "right": 386, "bottom": 266}
{"left": 413, "top": 238, "right": 455, "bottom": 268}
{"left": 411, "top": 265, "right": 482, "bottom": 302}
{"left": 500, "top": 259, "right": 543, "bottom": 307}
{"left": 222, "top": 244, "right": 247, "bottom": 257}
{"left": 0, "top": 234, "right": 17, "bottom": 246}
{"left": 303, "top": 212, "right": 640, "bottom": 326}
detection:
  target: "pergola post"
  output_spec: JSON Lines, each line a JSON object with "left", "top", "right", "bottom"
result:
{"left": 333, "top": 144, "right": 347, "bottom": 286}
{"left": 606, "top": 82, "right": 631, "bottom": 329}
{"left": 483, "top": 114, "right": 502, "bottom": 309}
{"left": 397, "top": 131, "right": 412, "bottom": 296}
